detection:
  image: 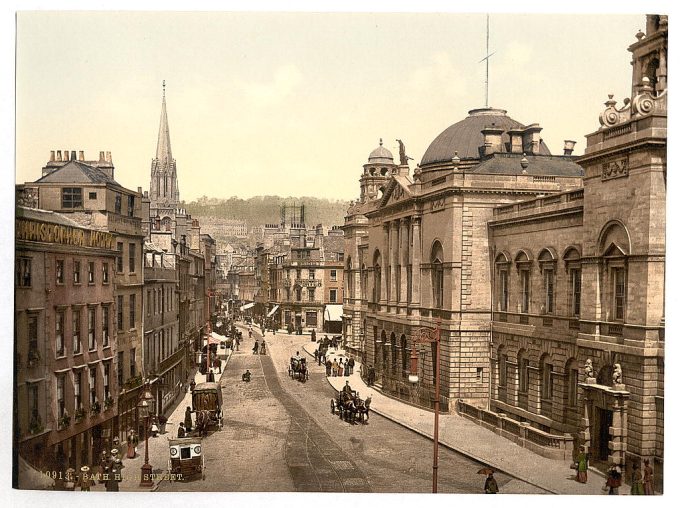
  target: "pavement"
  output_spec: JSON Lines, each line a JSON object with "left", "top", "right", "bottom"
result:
{"left": 303, "top": 341, "right": 628, "bottom": 496}
{"left": 88, "top": 348, "right": 234, "bottom": 492}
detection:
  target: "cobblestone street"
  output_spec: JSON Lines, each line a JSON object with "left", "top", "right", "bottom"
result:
{"left": 158, "top": 326, "right": 539, "bottom": 493}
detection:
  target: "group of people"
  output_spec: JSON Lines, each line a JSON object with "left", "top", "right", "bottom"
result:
{"left": 575, "top": 445, "right": 655, "bottom": 495}
{"left": 252, "top": 338, "right": 267, "bottom": 354}
{"left": 324, "top": 356, "right": 354, "bottom": 377}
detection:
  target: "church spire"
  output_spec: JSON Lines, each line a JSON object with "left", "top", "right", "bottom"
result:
{"left": 156, "top": 80, "right": 173, "bottom": 163}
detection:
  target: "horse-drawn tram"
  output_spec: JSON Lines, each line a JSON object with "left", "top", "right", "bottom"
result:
{"left": 167, "top": 437, "right": 205, "bottom": 480}
{"left": 331, "top": 389, "right": 371, "bottom": 424}
{"left": 192, "top": 382, "right": 224, "bottom": 434}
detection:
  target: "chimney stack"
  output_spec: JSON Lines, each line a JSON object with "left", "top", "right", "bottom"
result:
{"left": 78, "top": 150, "right": 85, "bottom": 161}
{"left": 99, "top": 151, "right": 105, "bottom": 161}
{"left": 56, "top": 150, "right": 62, "bottom": 161}
{"left": 50, "top": 151, "right": 55, "bottom": 162}
{"left": 522, "top": 124, "right": 543, "bottom": 155}
{"left": 507, "top": 129, "right": 524, "bottom": 154}
{"left": 563, "top": 140, "right": 576, "bottom": 156}
{"left": 105, "top": 151, "right": 112, "bottom": 163}
{"left": 70, "top": 150, "right": 77, "bottom": 161}
{"left": 481, "top": 125, "right": 504, "bottom": 156}
{"left": 64, "top": 150, "right": 70, "bottom": 161}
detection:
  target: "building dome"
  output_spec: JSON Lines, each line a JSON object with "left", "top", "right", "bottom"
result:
{"left": 420, "top": 108, "right": 551, "bottom": 166}
{"left": 368, "top": 138, "right": 394, "bottom": 165}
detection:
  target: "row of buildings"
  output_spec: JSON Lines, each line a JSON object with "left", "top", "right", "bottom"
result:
{"left": 342, "top": 15, "right": 665, "bottom": 490}
{"left": 14, "top": 86, "right": 219, "bottom": 475}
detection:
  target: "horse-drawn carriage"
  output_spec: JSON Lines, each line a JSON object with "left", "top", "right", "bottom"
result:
{"left": 330, "top": 389, "right": 371, "bottom": 424}
{"left": 167, "top": 437, "right": 205, "bottom": 480}
{"left": 288, "top": 356, "right": 309, "bottom": 382}
{"left": 192, "top": 382, "right": 223, "bottom": 435}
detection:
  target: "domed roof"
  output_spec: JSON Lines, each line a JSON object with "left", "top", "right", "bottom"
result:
{"left": 368, "top": 139, "right": 394, "bottom": 165}
{"left": 420, "top": 108, "right": 551, "bottom": 166}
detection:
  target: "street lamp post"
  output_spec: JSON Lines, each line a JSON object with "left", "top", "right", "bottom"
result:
{"left": 138, "top": 385, "right": 156, "bottom": 487}
{"left": 408, "top": 320, "right": 441, "bottom": 493}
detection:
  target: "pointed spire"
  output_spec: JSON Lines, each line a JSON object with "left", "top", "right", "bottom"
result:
{"left": 156, "top": 81, "right": 172, "bottom": 163}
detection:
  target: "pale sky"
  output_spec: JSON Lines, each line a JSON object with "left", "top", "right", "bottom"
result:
{"left": 14, "top": 9, "right": 647, "bottom": 202}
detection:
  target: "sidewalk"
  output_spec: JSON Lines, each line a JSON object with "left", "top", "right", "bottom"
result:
{"left": 303, "top": 341, "right": 620, "bottom": 495}
{"left": 90, "top": 350, "right": 233, "bottom": 491}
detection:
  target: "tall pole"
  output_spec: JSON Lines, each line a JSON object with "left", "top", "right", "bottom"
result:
{"left": 432, "top": 322, "right": 440, "bottom": 493}
{"left": 485, "top": 13, "right": 489, "bottom": 108}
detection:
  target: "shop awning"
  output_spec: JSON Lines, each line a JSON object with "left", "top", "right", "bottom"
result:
{"left": 208, "top": 332, "right": 228, "bottom": 345}
{"left": 239, "top": 302, "right": 255, "bottom": 311}
{"left": 324, "top": 304, "right": 343, "bottom": 322}
{"left": 267, "top": 304, "right": 280, "bottom": 317}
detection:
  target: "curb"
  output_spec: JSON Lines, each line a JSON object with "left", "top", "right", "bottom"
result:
{"left": 322, "top": 370, "right": 558, "bottom": 495}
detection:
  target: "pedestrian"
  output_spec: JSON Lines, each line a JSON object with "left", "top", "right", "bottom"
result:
{"left": 630, "top": 462, "right": 645, "bottom": 495}
{"left": 190, "top": 379, "right": 196, "bottom": 392}
{"left": 105, "top": 461, "right": 121, "bottom": 492}
{"left": 368, "top": 365, "right": 375, "bottom": 386}
{"left": 338, "top": 358, "right": 344, "bottom": 377}
{"left": 77, "top": 465, "right": 93, "bottom": 491}
{"left": 643, "top": 459, "right": 654, "bottom": 495}
{"left": 177, "top": 422, "right": 186, "bottom": 438}
{"left": 348, "top": 356, "right": 355, "bottom": 375}
{"left": 314, "top": 349, "right": 319, "bottom": 362}
{"left": 605, "top": 463, "right": 622, "bottom": 495}
{"left": 575, "top": 445, "right": 588, "bottom": 483}
{"left": 332, "top": 359, "right": 339, "bottom": 377}
{"left": 326, "top": 359, "right": 332, "bottom": 376}
{"left": 126, "top": 429, "right": 136, "bottom": 458}
{"left": 311, "top": 330, "right": 317, "bottom": 342}
{"left": 318, "top": 351, "right": 322, "bottom": 366}
{"left": 484, "top": 471, "right": 499, "bottom": 494}
{"left": 184, "top": 406, "right": 193, "bottom": 432}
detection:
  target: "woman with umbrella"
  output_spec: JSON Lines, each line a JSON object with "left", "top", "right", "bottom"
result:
{"left": 478, "top": 467, "right": 499, "bottom": 494}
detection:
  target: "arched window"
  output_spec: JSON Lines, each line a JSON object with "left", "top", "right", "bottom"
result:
{"left": 400, "top": 334, "right": 408, "bottom": 374}
{"left": 495, "top": 252, "right": 510, "bottom": 312}
{"left": 515, "top": 250, "right": 533, "bottom": 313}
{"left": 373, "top": 250, "right": 382, "bottom": 303}
{"left": 498, "top": 345, "right": 507, "bottom": 387}
{"left": 599, "top": 222, "right": 630, "bottom": 322}
{"left": 381, "top": 330, "right": 388, "bottom": 369}
{"left": 390, "top": 333, "right": 397, "bottom": 374}
{"left": 431, "top": 241, "right": 444, "bottom": 309}
{"left": 361, "top": 264, "right": 367, "bottom": 300}
{"left": 538, "top": 249, "right": 557, "bottom": 315}
{"left": 518, "top": 349, "right": 529, "bottom": 393}
{"left": 566, "top": 358, "right": 579, "bottom": 408}
{"left": 563, "top": 247, "right": 582, "bottom": 317}
{"left": 346, "top": 256, "right": 354, "bottom": 298}
{"left": 540, "top": 353, "right": 553, "bottom": 401}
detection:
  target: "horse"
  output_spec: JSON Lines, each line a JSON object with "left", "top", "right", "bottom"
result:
{"left": 355, "top": 395, "right": 372, "bottom": 424}
{"left": 194, "top": 410, "right": 212, "bottom": 437}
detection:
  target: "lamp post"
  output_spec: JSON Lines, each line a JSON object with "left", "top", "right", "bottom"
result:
{"left": 138, "top": 385, "right": 155, "bottom": 487}
{"left": 408, "top": 320, "right": 441, "bottom": 493}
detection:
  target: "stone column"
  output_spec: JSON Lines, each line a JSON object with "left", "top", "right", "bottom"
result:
{"left": 411, "top": 216, "right": 422, "bottom": 306}
{"left": 609, "top": 395, "right": 629, "bottom": 467}
{"left": 399, "top": 218, "right": 409, "bottom": 305}
{"left": 389, "top": 221, "right": 399, "bottom": 306}
{"left": 381, "top": 223, "right": 389, "bottom": 304}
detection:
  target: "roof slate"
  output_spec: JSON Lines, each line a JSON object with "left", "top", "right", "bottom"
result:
{"left": 35, "top": 160, "right": 123, "bottom": 187}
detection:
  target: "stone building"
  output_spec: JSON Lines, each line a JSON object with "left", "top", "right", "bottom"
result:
{"left": 14, "top": 204, "right": 119, "bottom": 472}
{"left": 18, "top": 151, "right": 146, "bottom": 446}
{"left": 484, "top": 15, "right": 666, "bottom": 490}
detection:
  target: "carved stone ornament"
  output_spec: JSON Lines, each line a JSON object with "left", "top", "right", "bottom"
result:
{"left": 602, "top": 158, "right": 628, "bottom": 181}
{"left": 584, "top": 358, "right": 597, "bottom": 384}
{"left": 612, "top": 363, "right": 624, "bottom": 388}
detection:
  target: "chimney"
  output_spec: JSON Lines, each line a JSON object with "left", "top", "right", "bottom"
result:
{"left": 137, "top": 186, "right": 142, "bottom": 194}
{"left": 105, "top": 151, "right": 112, "bottom": 163}
{"left": 99, "top": 151, "right": 105, "bottom": 161}
{"left": 563, "top": 140, "right": 576, "bottom": 156}
{"left": 78, "top": 150, "right": 85, "bottom": 161}
{"left": 50, "top": 151, "right": 55, "bottom": 162}
{"left": 64, "top": 150, "right": 70, "bottom": 161}
{"left": 481, "top": 125, "right": 504, "bottom": 156}
{"left": 56, "top": 150, "right": 62, "bottom": 161}
{"left": 70, "top": 150, "right": 77, "bottom": 161}
{"left": 522, "top": 124, "right": 543, "bottom": 155}
{"left": 507, "top": 129, "right": 524, "bottom": 154}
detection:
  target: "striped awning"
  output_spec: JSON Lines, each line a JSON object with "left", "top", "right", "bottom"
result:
{"left": 267, "top": 305, "right": 280, "bottom": 317}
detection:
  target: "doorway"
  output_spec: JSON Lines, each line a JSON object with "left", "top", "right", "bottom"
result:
{"left": 595, "top": 407, "right": 613, "bottom": 461}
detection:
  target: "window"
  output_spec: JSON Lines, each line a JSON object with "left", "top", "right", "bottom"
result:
{"left": 306, "top": 311, "right": 317, "bottom": 327}
{"left": 499, "top": 352, "right": 507, "bottom": 386}
{"left": 543, "top": 268, "right": 554, "bottom": 314}
{"left": 117, "top": 351, "right": 124, "bottom": 386}
{"left": 61, "top": 187, "right": 83, "bottom": 208}
{"left": 102, "top": 262, "right": 109, "bottom": 284}
{"left": 396, "top": 264, "right": 401, "bottom": 302}
{"left": 114, "top": 194, "right": 122, "bottom": 214}
{"left": 330, "top": 269, "right": 337, "bottom": 281}
{"left": 116, "top": 243, "right": 124, "bottom": 273}
{"left": 72, "top": 309, "right": 81, "bottom": 354}
{"left": 88, "top": 261, "right": 95, "bottom": 284}
{"left": 518, "top": 350, "right": 529, "bottom": 393}
{"left": 28, "top": 314, "right": 39, "bottom": 360}
{"left": 498, "top": 269, "right": 508, "bottom": 312}
{"left": 129, "top": 243, "right": 136, "bottom": 273}
{"left": 406, "top": 265, "right": 412, "bottom": 303}
{"left": 56, "top": 260, "right": 64, "bottom": 284}
{"left": 476, "top": 367, "right": 483, "bottom": 381}
{"left": 284, "top": 310, "right": 291, "bottom": 325}
{"left": 56, "top": 376, "right": 65, "bottom": 418}
{"left": 28, "top": 384, "right": 40, "bottom": 428}
{"left": 569, "top": 268, "right": 581, "bottom": 316}
{"left": 374, "top": 265, "right": 381, "bottom": 302}
{"left": 129, "top": 294, "right": 136, "bottom": 329}
{"left": 117, "top": 296, "right": 124, "bottom": 330}
{"left": 296, "top": 269, "right": 302, "bottom": 280}
{"left": 56, "top": 311, "right": 65, "bottom": 356}
{"left": 330, "top": 289, "right": 337, "bottom": 303}
{"left": 89, "top": 367, "right": 97, "bottom": 406}
{"left": 520, "top": 270, "right": 530, "bottom": 313}
{"left": 16, "top": 257, "right": 32, "bottom": 287}
{"left": 541, "top": 358, "right": 553, "bottom": 399}
{"left": 612, "top": 267, "right": 626, "bottom": 321}
{"left": 401, "top": 335, "right": 408, "bottom": 372}
{"left": 88, "top": 192, "right": 97, "bottom": 200}
{"left": 308, "top": 288, "right": 315, "bottom": 301}
{"left": 127, "top": 195, "right": 135, "bottom": 217}
{"left": 74, "top": 370, "right": 82, "bottom": 409}
{"left": 147, "top": 290, "right": 151, "bottom": 316}
{"left": 308, "top": 269, "right": 315, "bottom": 280}
{"left": 153, "top": 289, "right": 157, "bottom": 315}
{"left": 130, "top": 348, "right": 136, "bottom": 378}
{"left": 73, "top": 261, "right": 81, "bottom": 284}
{"left": 285, "top": 288, "right": 290, "bottom": 301}
{"left": 103, "top": 363, "right": 110, "bottom": 400}
{"left": 295, "top": 287, "right": 302, "bottom": 302}
{"left": 88, "top": 307, "right": 96, "bottom": 350}
{"left": 102, "top": 306, "right": 110, "bottom": 347}
{"left": 431, "top": 241, "right": 444, "bottom": 309}
{"left": 567, "top": 361, "right": 579, "bottom": 407}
